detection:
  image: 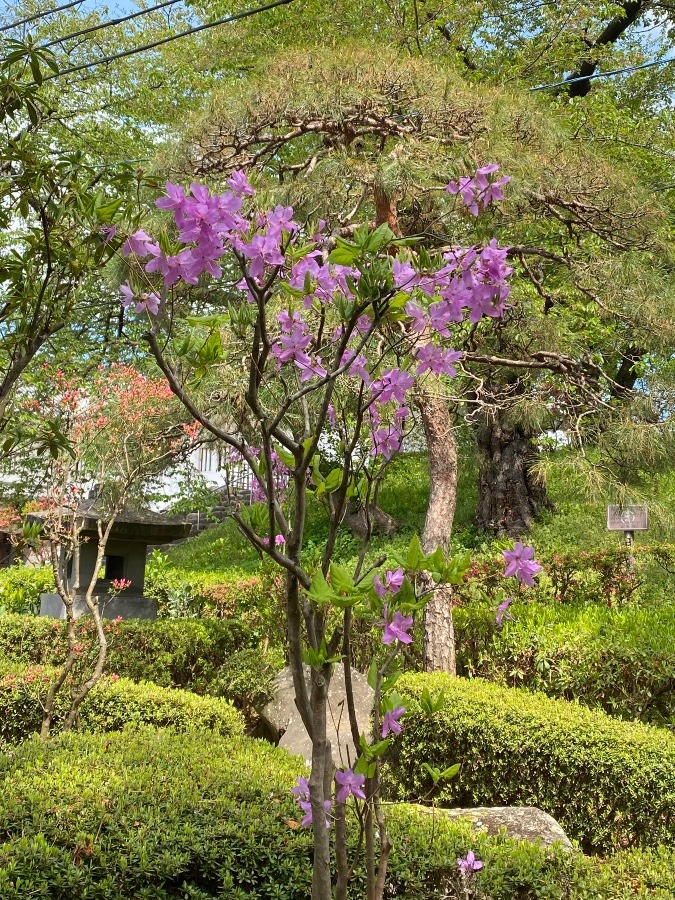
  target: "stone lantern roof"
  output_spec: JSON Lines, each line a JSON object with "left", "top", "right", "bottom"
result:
{"left": 73, "top": 501, "right": 193, "bottom": 544}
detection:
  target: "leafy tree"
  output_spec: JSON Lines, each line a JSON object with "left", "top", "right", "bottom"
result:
{"left": 24, "top": 363, "right": 197, "bottom": 737}
{"left": 116, "top": 169, "right": 539, "bottom": 898}
{"left": 164, "top": 46, "right": 674, "bottom": 548}
{"left": 0, "top": 40, "right": 141, "bottom": 446}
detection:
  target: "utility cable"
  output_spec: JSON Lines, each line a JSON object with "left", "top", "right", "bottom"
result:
{"left": 38, "top": 0, "right": 184, "bottom": 51}
{"left": 33, "top": 0, "right": 295, "bottom": 83}
{"left": 0, "top": 0, "right": 85, "bottom": 34}
{"left": 530, "top": 55, "right": 675, "bottom": 91}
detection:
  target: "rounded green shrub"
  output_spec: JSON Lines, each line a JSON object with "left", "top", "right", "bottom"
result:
{"left": 0, "top": 565, "right": 55, "bottom": 614}
{"left": 0, "top": 727, "right": 672, "bottom": 898}
{"left": 454, "top": 602, "right": 675, "bottom": 725}
{"left": 0, "top": 613, "right": 256, "bottom": 690}
{"left": 389, "top": 673, "right": 675, "bottom": 853}
{"left": 0, "top": 663, "right": 243, "bottom": 744}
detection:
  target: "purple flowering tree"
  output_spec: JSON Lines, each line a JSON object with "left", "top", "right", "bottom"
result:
{"left": 117, "top": 167, "right": 538, "bottom": 899}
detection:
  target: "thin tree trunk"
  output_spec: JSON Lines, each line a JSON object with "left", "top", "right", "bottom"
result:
{"left": 310, "top": 667, "right": 332, "bottom": 900}
{"left": 418, "top": 388, "right": 458, "bottom": 674}
{"left": 475, "top": 412, "right": 550, "bottom": 535}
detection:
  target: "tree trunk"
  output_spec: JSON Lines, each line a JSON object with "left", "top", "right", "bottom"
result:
{"left": 476, "top": 413, "right": 550, "bottom": 535}
{"left": 418, "top": 389, "right": 458, "bottom": 674}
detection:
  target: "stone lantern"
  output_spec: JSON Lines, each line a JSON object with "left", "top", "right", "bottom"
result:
{"left": 38, "top": 503, "right": 192, "bottom": 620}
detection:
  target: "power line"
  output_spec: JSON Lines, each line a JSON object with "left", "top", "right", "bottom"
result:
{"left": 530, "top": 55, "right": 675, "bottom": 92}
{"left": 38, "top": 0, "right": 184, "bottom": 51}
{"left": 37, "top": 0, "right": 295, "bottom": 82}
{"left": 0, "top": 0, "right": 85, "bottom": 34}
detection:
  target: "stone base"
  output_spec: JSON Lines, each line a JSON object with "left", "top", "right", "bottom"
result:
{"left": 408, "top": 804, "right": 573, "bottom": 850}
{"left": 39, "top": 592, "right": 158, "bottom": 621}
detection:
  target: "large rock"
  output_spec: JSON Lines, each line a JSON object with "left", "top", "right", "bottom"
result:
{"left": 260, "top": 664, "right": 373, "bottom": 767}
{"left": 409, "top": 804, "right": 573, "bottom": 850}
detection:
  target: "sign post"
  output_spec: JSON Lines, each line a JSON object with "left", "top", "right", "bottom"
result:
{"left": 606, "top": 505, "right": 648, "bottom": 572}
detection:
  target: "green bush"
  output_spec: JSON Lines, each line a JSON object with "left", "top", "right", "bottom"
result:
{"left": 454, "top": 544, "right": 675, "bottom": 610}
{"left": 0, "top": 663, "right": 243, "bottom": 745}
{"left": 0, "top": 565, "right": 54, "bottom": 614}
{"left": 454, "top": 602, "right": 675, "bottom": 725}
{"left": 0, "top": 613, "right": 256, "bottom": 691}
{"left": 206, "top": 646, "right": 285, "bottom": 718}
{"left": 390, "top": 673, "right": 675, "bottom": 854}
{"left": 0, "top": 727, "right": 673, "bottom": 898}
{"left": 0, "top": 665, "right": 244, "bottom": 745}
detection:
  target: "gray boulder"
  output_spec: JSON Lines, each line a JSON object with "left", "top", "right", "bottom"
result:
{"left": 260, "top": 664, "right": 373, "bottom": 767}
{"left": 408, "top": 804, "right": 573, "bottom": 850}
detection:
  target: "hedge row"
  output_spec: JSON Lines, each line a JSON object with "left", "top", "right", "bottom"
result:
{"left": 0, "top": 727, "right": 673, "bottom": 899}
{"left": 0, "top": 663, "right": 243, "bottom": 745}
{"left": 389, "top": 673, "right": 675, "bottom": 854}
{"left": 0, "top": 613, "right": 283, "bottom": 720}
{"left": 454, "top": 602, "right": 675, "bottom": 726}
{"left": 0, "top": 613, "right": 255, "bottom": 689}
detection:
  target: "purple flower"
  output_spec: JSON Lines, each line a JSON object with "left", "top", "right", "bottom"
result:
{"left": 382, "top": 705, "right": 406, "bottom": 738}
{"left": 298, "top": 798, "right": 332, "bottom": 828}
{"left": 122, "top": 229, "right": 153, "bottom": 258}
{"left": 495, "top": 596, "right": 514, "bottom": 626}
{"left": 457, "top": 850, "right": 483, "bottom": 875}
{"left": 392, "top": 259, "right": 419, "bottom": 289}
{"left": 341, "top": 351, "right": 370, "bottom": 384}
{"left": 119, "top": 282, "right": 135, "bottom": 309}
{"left": 335, "top": 768, "right": 366, "bottom": 803}
{"left": 405, "top": 302, "right": 427, "bottom": 332}
{"left": 374, "top": 568, "right": 405, "bottom": 597}
{"left": 155, "top": 181, "right": 187, "bottom": 214}
{"left": 267, "top": 204, "right": 297, "bottom": 233}
{"left": 502, "top": 542, "right": 542, "bottom": 587}
{"left": 291, "top": 776, "right": 310, "bottom": 799}
{"left": 371, "top": 368, "right": 414, "bottom": 405}
{"left": 381, "top": 605, "right": 414, "bottom": 645}
{"left": 136, "top": 292, "right": 160, "bottom": 315}
{"left": 415, "top": 344, "right": 463, "bottom": 377}
{"left": 228, "top": 170, "right": 255, "bottom": 198}
{"left": 371, "top": 423, "right": 404, "bottom": 460}
{"left": 291, "top": 776, "right": 331, "bottom": 828}
{"left": 99, "top": 224, "right": 117, "bottom": 244}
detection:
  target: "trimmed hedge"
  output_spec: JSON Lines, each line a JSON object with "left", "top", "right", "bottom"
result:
{"left": 0, "top": 614, "right": 282, "bottom": 722}
{"left": 454, "top": 602, "right": 675, "bottom": 725}
{"left": 0, "top": 727, "right": 673, "bottom": 898}
{"left": 390, "top": 673, "right": 675, "bottom": 854}
{"left": 0, "top": 663, "right": 243, "bottom": 744}
{"left": 0, "top": 613, "right": 256, "bottom": 691}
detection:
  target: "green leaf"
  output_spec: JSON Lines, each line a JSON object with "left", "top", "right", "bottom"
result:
{"left": 328, "top": 238, "right": 359, "bottom": 266}
{"left": 367, "top": 660, "right": 379, "bottom": 690}
{"left": 365, "top": 222, "right": 395, "bottom": 253}
{"left": 95, "top": 197, "right": 124, "bottom": 224}
{"left": 275, "top": 445, "right": 296, "bottom": 470}
{"left": 405, "top": 535, "right": 425, "bottom": 571}
{"left": 323, "top": 468, "right": 343, "bottom": 493}
{"left": 307, "top": 570, "right": 335, "bottom": 605}
{"left": 329, "top": 563, "right": 355, "bottom": 595}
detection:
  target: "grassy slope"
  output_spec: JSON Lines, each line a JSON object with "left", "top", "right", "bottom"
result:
{"left": 164, "top": 449, "right": 675, "bottom": 576}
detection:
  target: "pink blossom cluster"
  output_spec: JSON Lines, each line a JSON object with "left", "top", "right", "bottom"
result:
{"left": 271, "top": 310, "right": 327, "bottom": 382}
{"left": 251, "top": 450, "right": 291, "bottom": 503}
{"left": 446, "top": 163, "right": 511, "bottom": 216}
{"left": 118, "top": 167, "right": 512, "bottom": 461}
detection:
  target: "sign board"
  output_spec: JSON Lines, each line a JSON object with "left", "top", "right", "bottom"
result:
{"left": 606, "top": 505, "right": 648, "bottom": 532}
